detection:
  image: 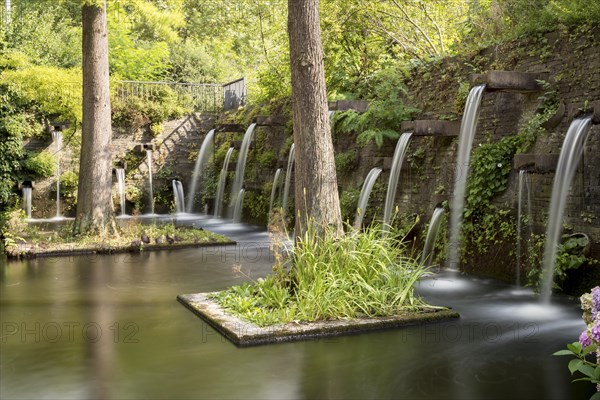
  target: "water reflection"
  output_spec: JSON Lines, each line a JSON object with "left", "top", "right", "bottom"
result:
{"left": 0, "top": 220, "right": 594, "bottom": 399}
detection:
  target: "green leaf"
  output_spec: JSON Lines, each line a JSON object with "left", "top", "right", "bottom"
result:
{"left": 591, "top": 391, "right": 600, "bottom": 400}
{"left": 582, "top": 343, "right": 598, "bottom": 356}
{"left": 567, "top": 342, "right": 582, "bottom": 354}
{"left": 577, "top": 364, "right": 596, "bottom": 379}
{"left": 572, "top": 377, "right": 592, "bottom": 383}
{"left": 553, "top": 349, "right": 575, "bottom": 356}
{"left": 568, "top": 359, "right": 583, "bottom": 374}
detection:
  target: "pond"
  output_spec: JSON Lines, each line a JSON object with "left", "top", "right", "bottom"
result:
{"left": 0, "top": 219, "right": 594, "bottom": 399}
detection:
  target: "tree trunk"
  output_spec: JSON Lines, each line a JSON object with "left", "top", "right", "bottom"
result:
{"left": 75, "top": 0, "right": 116, "bottom": 235}
{"left": 288, "top": 0, "right": 343, "bottom": 237}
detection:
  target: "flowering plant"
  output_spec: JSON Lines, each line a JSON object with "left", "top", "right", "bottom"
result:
{"left": 554, "top": 286, "right": 600, "bottom": 399}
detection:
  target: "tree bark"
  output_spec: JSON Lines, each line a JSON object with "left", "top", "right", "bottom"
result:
{"left": 75, "top": 0, "right": 116, "bottom": 235}
{"left": 288, "top": 0, "right": 343, "bottom": 237}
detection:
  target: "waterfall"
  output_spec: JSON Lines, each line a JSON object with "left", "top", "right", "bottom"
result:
{"left": 268, "top": 168, "right": 283, "bottom": 217}
{"left": 281, "top": 143, "right": 295, "bottom": 220}
{"left": 187, "top": 129, "right": 215, "bottom": 213}
{"left": 382, "top": 132, "right": 413, "bottom": 231}
{"left": 421, "top": 207, "right": 445, "bottom": 266}
{"left": 447, "top": 84, "right": 486, "bottom": 270}
{"left": 229, "top": 124, "right": 257, "bottom": 216}
{"left": 52, "top": 131, "right": 62, "bottom": 218}
{"left": 22, "top": 187, "right": 32, "bottom": 219}
{"left": 214, "top": 147, "right": 234, "bottom": 218}
{"left": 116, "top": 168, "right": 126, "bottom": 216}
{"left": 146, "top": 149, "right": 154, "bottom": 215}
{"left": 540, "top": 115, "right": 593, "bottom": 302}
{"left": 516, "top": 169, "right": 527, "bottom": 286}
{"left": 233, "top": 188, "right": 245, "bottom": 223}
{"left": 354, "top": 167, "right": 382, "bottom": 228}
{"left": 172, "top": 179, "right": 185, "bottom": 214}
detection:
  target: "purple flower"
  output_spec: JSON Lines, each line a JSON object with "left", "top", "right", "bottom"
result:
{"left": 592, "top": 287, "right": 600, "bottom": 319}
{"left": 579, "top": 330, "right": 593, "bottom": 348}
{"left": 591, "top": 321, "right": 600, "bottom": 344}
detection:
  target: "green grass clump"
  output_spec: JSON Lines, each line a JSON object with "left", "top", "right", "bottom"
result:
{"left": 1, "top": 210, "right": 231, "bottom": 254}
{"left": 212, "top": 222, "right": 435, "bottom": 327}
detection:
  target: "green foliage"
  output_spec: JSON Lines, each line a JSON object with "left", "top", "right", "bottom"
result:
{"left": 333, "top": 67, "right": 417, "bottom": 148}
{"left": 554, "top": 341, "right": 600, "bottom": 400}
{"left": 212, "top": 222, "right": 436, "bottom": 327}
{"left": 0, "top": 209, "right": 28, "bottom": 252}
{"left": 339, "top": 188, "right": 360, "bottom": 223}
{"left": 462, "top": 207, "right": 517, "bottom": 263}
{"left": 0, "top": 5, "right": 82, "bottom": 69}
{"left": 0, "top": 75, "right": 48, "bottom": 206}
{"left": 21, "top": 151, "right": 55, "bottom": 179}
{"left": 168, "top": 39, "right": 220, "bottom": 83}
{"left": 256, "top": 149, "right": 277, "bottom": 169}
{"left": 1, "top": 66, "right": 82, "bottom": 122}
{"left": 464, "top": 135, "right": 522, "bottom": 218}
{"left": 60, "top": 170, "right": 79, "bottom": 212}
{"left": 241, "top": 191, "right": 269, "bottom": 225}
{"left": 111, "top": 85, "right": 189, "bottom": 130}
{"left": 334, "top": 149, "right": 358, "bottom": 173}
{"left": 527, "top": 234, "right": 591, "bottom": 291}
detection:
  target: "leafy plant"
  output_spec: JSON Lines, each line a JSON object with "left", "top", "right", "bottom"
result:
{"left": 553, "top": 341, "right": 599, "bottom": 399}
{"left": 21, "top": 151, "right": 56, "bottom": 178}
{"left": 332, "top": 66, "right": 417, "bottom": 148}
{"left": 527, "top": 234, "right": 590, "bottom": 291}
{"left": 554, "top": 286, "right": 600, "bottom": 399}
{"left": 60, "top": 170, "right": 79, "bottom": 212}
{"left": 334, "top": 149, "right": 358, "bottom": 174}
{"left": 339, "top": 187, "right": 360, "bottom": 223}
{"left": 212, "top": 222, "right": 437, "bottom": 327}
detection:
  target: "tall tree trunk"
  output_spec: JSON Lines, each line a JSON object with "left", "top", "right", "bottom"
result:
{"left": 75, "top": 0, "right": 116, "bottom": 235}
{"left": 288, "top": 0, "right": 343, "bottom": 237}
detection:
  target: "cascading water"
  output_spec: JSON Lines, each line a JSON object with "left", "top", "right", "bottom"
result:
{"left": 22, "top": 187, "right": 32, "bottom": 219}
{"left": 214, "top": 147, "right": 234, "bottom": 218}
{"left": 353, "top": 167, "right": 382, "bottom": 229}
{"left": 540, "top": 115, "right": 593, "bottom": 303}
{"left": 232, "top": 188, "right": 245, "bottom": 223}
{"left": 52, "top": 131, "right": 62, "bottom": 218}
{"left": 281, "top": 143, "right": 295, "bottom": 220}
{"left": 146, "top": 149, "right": 154, "bottom": 215}
{"left": 268, "top": 168, "right": 283, "bottom": 217}
{"left": 172, "top": 180, "right": 185, "bottom": 214}
{"left": 116, "top": 168, "right": 127, "bottom": 216}
{"left": 382, "top": 132, "right": 413, "bottom": 231}
{"left": 421, "top": 207, "right": 445, "bottom": 266}
{"left": 447, "top": 84, "right": 486, "bottom": 270}
{"left": 187, "top": 129, "right": 215, "bottom": 213}
{"left": 516, "top": 169, "right": 527, "bottom": 286}
{"left": 229, "top": 124, "right": 257, "bottom": 216}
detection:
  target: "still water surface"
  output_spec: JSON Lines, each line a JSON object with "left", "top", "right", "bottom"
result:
{"left": 0, "top": 219, "right": 594, "bottom": 399}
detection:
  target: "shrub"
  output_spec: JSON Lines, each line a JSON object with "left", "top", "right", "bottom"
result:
{"left": 21, "top": 151, "right": 55, "bottom": 178}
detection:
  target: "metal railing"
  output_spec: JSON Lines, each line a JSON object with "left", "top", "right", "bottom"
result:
{"left": 114, "top": 81, "right": 225, "bottom": 113}
{"left": 223, "top": 78, "right": 246, "bottom": 111}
